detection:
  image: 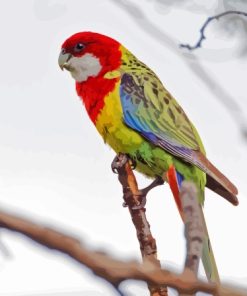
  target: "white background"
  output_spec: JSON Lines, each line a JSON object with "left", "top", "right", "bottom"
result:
{"left": 0, "top": 0, "right": 246, "bottom": 295}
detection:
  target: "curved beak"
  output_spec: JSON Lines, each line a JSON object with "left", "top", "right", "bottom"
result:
{"left": 58, "top": 51, "right": 72, "bottom": 71}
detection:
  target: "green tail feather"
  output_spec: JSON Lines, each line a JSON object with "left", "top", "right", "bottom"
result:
{"left": 200, "top": 206, "right": 220, "bottom": 283}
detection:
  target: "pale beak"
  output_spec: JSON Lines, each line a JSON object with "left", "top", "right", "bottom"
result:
{"left": 58, "top": 51, "right": 72, "bottom": 71}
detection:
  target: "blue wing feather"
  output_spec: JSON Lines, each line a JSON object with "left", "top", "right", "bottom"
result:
{"left": 120, "top": 80, "right": 194, "bottom": 162}
{"left": 119, "top": 73, "right": 238, "bottom": 205}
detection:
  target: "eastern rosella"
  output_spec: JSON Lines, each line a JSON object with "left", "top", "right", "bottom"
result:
{"left": 58, "top": 32, "right": 238, "bottom": 282}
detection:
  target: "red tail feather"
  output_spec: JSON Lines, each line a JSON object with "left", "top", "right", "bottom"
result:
{"left": 167, "top": 166, "right": 183, "bottom": 215}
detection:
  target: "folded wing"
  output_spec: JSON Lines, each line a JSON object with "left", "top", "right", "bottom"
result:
{"left": 120, "top": 72, "right": 238, "bottom": 205}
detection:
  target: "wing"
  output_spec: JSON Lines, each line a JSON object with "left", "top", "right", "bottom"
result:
{"left": 119, "top": 72, "right": 238, "bottom": 204}
{"left": 120, "top": 72, "right": 201, "bottom": 160}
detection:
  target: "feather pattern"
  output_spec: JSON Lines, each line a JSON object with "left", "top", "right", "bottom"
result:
{"left": 119, "top": 69, "right": 238, "bottom": 205}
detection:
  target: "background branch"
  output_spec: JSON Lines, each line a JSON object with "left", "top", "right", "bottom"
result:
{"left": 0, "top": 208, "right": 247, "bottom": 296}
{"left": 110, "top": 0, "right": 247, "bottom": 139}
{"left": 180, "top": 10, "right": 247, "bottom": 50}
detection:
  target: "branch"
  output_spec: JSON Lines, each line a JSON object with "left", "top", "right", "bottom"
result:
{"left": 112, "top": 154, "right": 167, "bottom": 296}
{"left": 0, "top": 209, "right": 247, "bottom": 295}
{"left": 181, "top": 181, "right": 203, "bottom": 277}
{"left": 180, "top": 10, "right": 247, "bottom": 50}
{"left": 179, "top": 181, "right": 221, "bottom": 296}
{"left": 110, "top": 1, "right": 247, "bottom": 140}
{"left": 179, "top": 181, "right": 204, "bottom": 296}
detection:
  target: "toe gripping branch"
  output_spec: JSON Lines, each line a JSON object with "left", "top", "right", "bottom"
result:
{"left": 111, "top": 153, "right": 164, "bottom": 210}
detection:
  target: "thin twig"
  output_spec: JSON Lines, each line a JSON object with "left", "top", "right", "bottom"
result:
{"left": 0, "top": 209, "right": 247, "bottom": 295}
{"left": 180, "top": 10, "right": 247, "bottom": 50}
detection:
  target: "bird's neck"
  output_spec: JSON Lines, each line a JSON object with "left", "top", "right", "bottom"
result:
{"left": 76, "top": 76, "right": 119, "bottom": 124}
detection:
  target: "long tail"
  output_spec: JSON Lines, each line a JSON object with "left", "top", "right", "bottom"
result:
{"left": 167, "top": 165, "right": 220, "bottom": 283}
{"left": 200, "top": 206, "right": 220, "bottom": 283}
{"left": 194, "top": 151, "right": 238, "bottom": 206}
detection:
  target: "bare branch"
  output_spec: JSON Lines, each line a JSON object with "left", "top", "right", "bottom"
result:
{"left": 110, "top": 0, "right": 247, "bottom": 140}
{"left": 0, "top": 208, "right": 247, "bottom": 295}
{"left": 180, "top": 10, "right": 247, "bottom": 50}
{"left": 112, "top": 153, "right": 167, "bottom": 295}
{"left": 181, "top": 181, "right": 203, "bottom": 278}
{"left": 179, "top": 181, "right": 204, "bottom": 296}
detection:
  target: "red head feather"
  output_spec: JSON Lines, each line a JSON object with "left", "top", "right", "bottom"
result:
{"left": 61, "top": 32, "right": 121, "bottom": 77}
{"left": 61, "top": 32, "right": 122, "bottom": 123}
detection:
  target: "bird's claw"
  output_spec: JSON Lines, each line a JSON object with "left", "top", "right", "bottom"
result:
{"left": 111, "top": 165, "right": 118, "bottom": 174}
{"left": 111, "top": 154, "right": 136, "bottom": 174}
{"left": 120, "top": 176, "right": 164, "bottom": 209}
{"left": 131, "top": 177, "right": 164, "bottom": 210}
{"left": 111, "top": 154, "right": 128, "bottom": 173}
{"left": 131, "top": 193, "right": 147, "bottom": 210}
{"left": 122, "top": 191, "right": 146, "bottom": 209}
{"left": 122, "top": 201, "right": 128, "bottom": 207}
{"left": 111, "top": 156, "right": 119, "bottom": 174}
{"left": 130, "top": 158, "right": 137, "bottom": 170}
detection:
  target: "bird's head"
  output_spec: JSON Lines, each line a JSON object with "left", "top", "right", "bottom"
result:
{"left": 58, "top": 32, "right": 122, "bottom": 83}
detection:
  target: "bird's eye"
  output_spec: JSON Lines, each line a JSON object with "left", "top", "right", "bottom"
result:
{"left": 74, "top": 43, "right": 85, "bottom": 52}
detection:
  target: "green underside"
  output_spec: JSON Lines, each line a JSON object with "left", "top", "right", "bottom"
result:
{"left": 128, "top": 139, "right": 206, "bottom": 204}
{"left": 95, "top": 81, "right": 206, "bottom": 204}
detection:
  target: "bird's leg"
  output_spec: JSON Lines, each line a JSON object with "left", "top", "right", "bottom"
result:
{"left": 111, "top": 153, "right": 142, "bottom": 208}
{"left": 111, "top": 153, "right": 136, "bottom": 173}
{"left": 111, "top": 153, "right": 129, "bottom": 174}
{"left": 111, "top": 154, "right": 164, "bottom": 209}
{"left": 132, "top": 176, "right": 164, "bottom": 210}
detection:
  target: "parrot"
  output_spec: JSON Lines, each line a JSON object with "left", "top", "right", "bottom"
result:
{"left": 58, "top": 31, "right": 239, "bottom": 283}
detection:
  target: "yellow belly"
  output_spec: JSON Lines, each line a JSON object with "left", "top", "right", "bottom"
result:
{"left": 95, "top": 81, "right": 144, "bottom": 154}
{"left": 94, "top": 81, "right": 173, "bottom": 177}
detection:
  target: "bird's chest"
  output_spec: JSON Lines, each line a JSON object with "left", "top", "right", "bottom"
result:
{"left": 95, "top": 82, "right": 144, "bottom": 153}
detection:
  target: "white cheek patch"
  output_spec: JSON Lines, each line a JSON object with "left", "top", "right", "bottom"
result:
{"left": 68, "top": 53, "right": 102, "bottom": 82}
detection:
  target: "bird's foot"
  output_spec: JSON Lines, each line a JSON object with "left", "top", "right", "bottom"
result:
{"left": 111, "top": 154, "right": 164, "bottom": 210}
{"left": 111, "top": 153, "right": 136, "bottom": 173}
{"left": 131, "top": 193, "right": 147, "bottom": 210}
{"left": 141, "top": 176, "right": 164, "bottom": 196}
{"left": 123, "top": 191, "right": 147, "bottom": 210}
{"left": 131, "top": 176, "right": 165, "bottom": 210}
{"left": 129, "top": 158, "right": 137, "bottom": 170}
